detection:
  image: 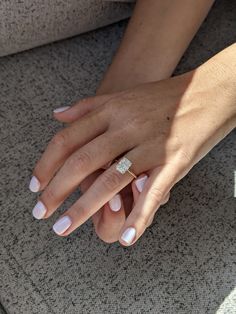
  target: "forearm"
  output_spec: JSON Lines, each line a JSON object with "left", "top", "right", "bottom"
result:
{"left": 193, "top": 43, "right": 236, "bottom": 132}
{"left": 217, "top": 43, "right": 236, "bottom": 127}
{"left": 97, "top": 0, "right": 215, "bottom": 94}
{"left": 209, "top": 43, "right": 236, "bottom": 118}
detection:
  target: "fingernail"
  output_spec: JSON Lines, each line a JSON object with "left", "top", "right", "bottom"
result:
{"left": 29, "top": 176, "right": 40, "bottom": 192}
{"left": 135, "top": 175, "right": 148, "bottom": 192}
{"left": 53, "top": 216, "right": 72, "bottom": 235}
{"left": 53, "top": 106, "right": 70, "bottom": 113}
{"left": 109, "top": 194, "right": 121, "bottom": 212}
{"left": 32, "top": 201, "right": 47, "bottom": 219}
{"left": 121, "top": 227, "right": 136, "bottom": 245}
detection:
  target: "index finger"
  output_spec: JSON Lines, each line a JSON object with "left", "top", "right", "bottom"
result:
{"left": 29, "top": 108, "right": 107, "bottom": 192}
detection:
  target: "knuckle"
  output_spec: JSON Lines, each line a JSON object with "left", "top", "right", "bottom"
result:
{"left": 105, "top": 99, "right": 120, "bottom": 117}
{"left": 147, "top": 216, "right": 154, "bottom": 228}
{"left": 139, "top": 215, "right": 150, "bottom": 229}
{"left": 43, "top": 187, "right": 56, "bottom": 204}
{"left": 67, "top": 150, "right": 92, "bottom": 172}
{"left": 161, "top": 193, "right": 170, "bottom": 205}
{"left": 173, "top": 146, "right": 193, "bottom": 168}
{"left": 148, "top": 186, "right": 165, "bottom": 204}
{"left": 106, "top": 98, "right": 117, "bottom": 110}
{"left": 71, "top": 203, "right": 91, "bottom": 223}
{"left": 100, "top": 170, "right": 121, "bottom": 192}
{"left": 51, "top": 130, "right": 68, "bottom": 148}
{"left": 134, "top": 212, "right": 150, "bottom": 229}
{"left": 33, "top": 163, "right": 41, "bottom": 178}
{"left": 73, "top": 203, "right": 87, "bottom": 219}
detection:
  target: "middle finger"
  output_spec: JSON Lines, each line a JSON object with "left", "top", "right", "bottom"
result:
{"left": 52, "top": 158, "right": 135, "bottom": 236}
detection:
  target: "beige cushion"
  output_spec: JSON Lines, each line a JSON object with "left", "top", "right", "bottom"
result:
{"left": 0, "top": 0, "right": 133, "bottom": 57}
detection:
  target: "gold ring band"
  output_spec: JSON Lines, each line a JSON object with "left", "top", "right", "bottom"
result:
{"left": 127, "top": 169, "right": 137, "bottom": 179}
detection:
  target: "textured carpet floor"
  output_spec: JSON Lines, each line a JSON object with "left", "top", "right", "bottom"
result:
{"left": 0, "top": 304, "right": 6, "bottom": 314}
{"left": 0, "top": 1, "right": 236, "bottom": 313}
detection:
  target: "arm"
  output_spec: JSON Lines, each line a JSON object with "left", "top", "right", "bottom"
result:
{"left": 97, "top": 0, "right": 215, "bottom": 94}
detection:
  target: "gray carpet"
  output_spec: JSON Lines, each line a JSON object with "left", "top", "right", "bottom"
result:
{"left": 0, "top": 1, "right": 236, "bottom": 313}
{"left": 0, "top": 305, "right": 6, "bottom": 314}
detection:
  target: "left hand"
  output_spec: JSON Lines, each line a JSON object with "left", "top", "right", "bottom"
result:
{"left": 29, "top": 45, "right": 236, "bottom": 246}
{"left": 77, "top": 168, "right": 170, "bottom": 244}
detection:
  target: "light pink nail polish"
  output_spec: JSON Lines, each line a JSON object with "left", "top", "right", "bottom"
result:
{"left": 135, "top": 175, "right": 148, "bottom": 193}
{"left": 53, "top": 106, "right": 70, "bottom": 113}
{"left": 32, "top": 201, "right": 46, "bottom": 219}
{"left": 53, "top": 216, "right": 72, "bottom": 235}
{"left": 29, "top": 176, "right": 40, "bottom": 192}
{"left": 121, "top": 227, "right": 136, "bottom": 245}
{"left": 109, "top": 194, "right": 121, "bottom": 212}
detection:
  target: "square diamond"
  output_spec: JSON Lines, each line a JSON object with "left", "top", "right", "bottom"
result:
{"left": 116, "top": 157, "right": 132, "bottom": 174}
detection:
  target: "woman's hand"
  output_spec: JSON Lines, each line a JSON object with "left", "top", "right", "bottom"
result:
{"left": 29, "top": 45, "right": 236, "bottom": 246}
{"left": 54, "top": 111, "right": 170, "bottom": 244}
{"left": 49, "top": 0, "right": 214, "bottom": 244}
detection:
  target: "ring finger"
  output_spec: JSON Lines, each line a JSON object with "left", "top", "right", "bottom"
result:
{"left": 51, "top": 149, "right": 146, "bottom": 236}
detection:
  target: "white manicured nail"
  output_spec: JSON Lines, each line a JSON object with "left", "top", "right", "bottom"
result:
{"left": 53, "top": 106, "right": 70, "bottom": 113}
{"left": 53, "top": 216, "right": 72, "bottom": 235}
{"left": 121, "top": 227, "right": 136, "bottom": 244}
{"left": 32, "top": 201, "right": 46, "bottom": 219}
{"left": 29, "top": 176, "right": 40, "bottom": 192}
{"left": 135, "top": 175, "right": 148, "bottom": 192}
{"left": 109, "top": 194, "right": 121, "bottom": 212}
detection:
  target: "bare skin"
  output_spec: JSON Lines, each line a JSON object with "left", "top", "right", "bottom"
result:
{"left": 96, "top": 0, "right": 215, "bottom": 94}
{"left": 30, "top": 44, "right": 236, "bottom": 246}
{"left": 55, "top": 0, "right": 215, "bottom": 243}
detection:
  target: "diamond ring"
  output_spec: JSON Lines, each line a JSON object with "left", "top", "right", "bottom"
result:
{"left": 115, "top": 157, "right": 137, "bottom": 179}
